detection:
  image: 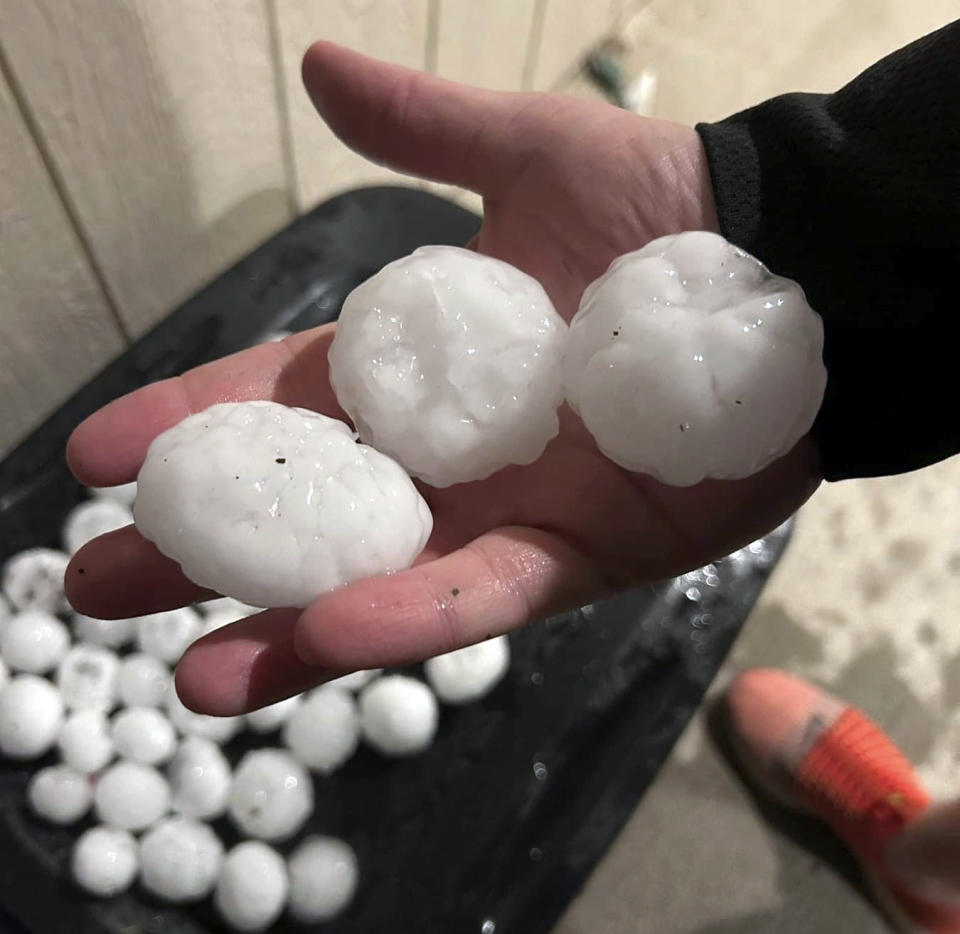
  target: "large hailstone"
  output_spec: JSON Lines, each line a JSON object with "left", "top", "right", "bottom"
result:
{"left": 2, "top": 549, "right": 69, "bottom": 614}
{"left": 329, "top": 245, "right": 568, "bottom": 488}
{"left": 2, "top": 611, "right": 70, "bottom": 675}
{"left": 282, "top": 687, "right": 359, "bottom": 774}
{"left": 168, "top": 736, "right": 232, "bottom": 820}
{"left": 287, "top": 836, "right": 359, "bottom": 924}
{"left": 94, "top": 761, "right": 170, "bottom": 831}
{"left": 359, "top": 675, "right": 438, "bottom": 757}
{"left": 28, "top": 765, "right": 92, "bottom": 825}
{"left": 565, "top": 231, "right": 827, "bottom": 486}
{"left": 140, "top": 817, "right": 224, "bottom": 903}
{"left": 229, "top": 749, "right": 313, "bottom": 842}
{"left": 58, "top": 709, "right": 114, "bottom": 773}
{"left": 134, "top": 401, "right": 433, "bottom": 609}
{"left": 72, "top": 827, "right": 139, "bottom": 897}
{"left": 215, "top": 842, "right": 289, "bottom": 933}
{"left": 56, "top": 644, "right": 119, "bottom": 711}
{"left": 0, "top": 675, "right": 64, "bottom": 759}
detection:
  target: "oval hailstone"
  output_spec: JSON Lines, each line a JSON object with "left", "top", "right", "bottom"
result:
{"left": 565, "top": 231, "right": 827, "bottom": 486}
{"left": 134, "top": 402, "right": 432, "bottom": 609}
{"left": 329, "top": 245, "right": 567, "bottom": 487}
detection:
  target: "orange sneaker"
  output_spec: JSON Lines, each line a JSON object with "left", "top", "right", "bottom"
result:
{"left": 723, "top": 668, "right": 960, "bottom": 934}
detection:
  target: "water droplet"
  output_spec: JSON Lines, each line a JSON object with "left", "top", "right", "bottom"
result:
{"left": 481, "top": 920, "right": 496, "bottom": 934}
{"left": 529, "top": 847, "right": 543, "bottom": 862}
{"left": 533, "top": 761, "right": 548, "bottom": 781}
{"left": 530, "top": 671, "right": 543, "bottom": 686}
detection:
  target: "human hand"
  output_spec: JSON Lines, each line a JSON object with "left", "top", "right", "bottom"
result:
{"left": 65, "top": 43, "right": 822, "bottom": 714}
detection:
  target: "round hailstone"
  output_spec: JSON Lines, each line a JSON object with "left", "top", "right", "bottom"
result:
{"left": 93, "top": 761, "right": 170, "bottom": 831}
{"left": 565, "top": 231, "right": 827, "bottom": 486}
{"left": 117, "top": 653, "right": 171, "bottom": 708}
{"left": 329, "top": 245, "right": 568, "bottom": 488}
{"left": 424, "top": 635, "right": 511, "bottom": 705}
{"left": 135, "top": 608, "right": 202, "bottom": 664}
{"left": 58, "top": 709, "right": 114, "bottom": 773}
{"left": 1, "top": 610, "right": 70, "bottom": 675}
{"left": 282, "top": 687, "right": 359, "bottom": 774}
{"left": 328, "top": 669, "right": 382, "bottom": 692}
{"left": 140, "top": 817, "right": 224, "bottom": 903}
{"left": 112, "top": 707, "right": 177, "bottom": 765}
{"left": 166, "top": 691, "right": 242, "bottom": 744}
{"left": 28, "top": 764, "right": 92, "bottom": 824}
{"left": 134, "top": 402, "right": 432, "bottom": 609}
{"left": 73, "top": 613, "right": 137, "bottom": 649}
{"left": 62, "top": 499, "right": 132, "bottom": 554}
{"left": 89, "top": 481, "right": 138, "bottom": 508}
{"left": 0, "top": 674, "right": 64, "bottom": 759}
{"left": 229, "top": 749, "right": 313, "bottom": 842}
{"left": 55, "top": 644, "right": 119, "bottom": 711}
{"left": 215, "top": 841, "right": 289, "bottom": 932}
{"left": 72, "top": 826, "right": 139, "bottom": 897}
{"left": 245, "top": 694, "right": 302, "bottom": 734}
{"left": 359, "top": 675, "right": 438, "bottom": 757}
{"left": 168, "top": 736, "right": 232, "bottom": 820}
{"left": 287, "top": 836, "right": 359, "bottom": 924}
{"left": 2, "top": 548, "right": 70, "bottom": 614}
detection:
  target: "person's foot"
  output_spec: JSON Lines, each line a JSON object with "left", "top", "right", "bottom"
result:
{"left": 722, "top": 668, "right": 960, "bottom": 933}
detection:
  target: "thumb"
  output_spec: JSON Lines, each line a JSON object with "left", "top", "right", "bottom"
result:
{"left": 301, "top": 41, "right": 534, "bottom": 196}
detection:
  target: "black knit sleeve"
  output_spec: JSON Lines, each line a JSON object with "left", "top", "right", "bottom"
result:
{"left": 696, "top": 20, "right": 960, "bottom": 481}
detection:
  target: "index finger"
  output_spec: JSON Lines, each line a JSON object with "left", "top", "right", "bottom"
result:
{"left": 67, "top": 324, "right": 342, "bottom": 487}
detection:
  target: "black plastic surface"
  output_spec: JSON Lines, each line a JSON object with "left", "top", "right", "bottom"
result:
{"left": 0, "top": 187, "right": 790, "bottom": 934}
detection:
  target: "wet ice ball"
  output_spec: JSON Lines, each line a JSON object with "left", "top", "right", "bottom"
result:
{"left": 229, "top": 748, "right": 313, "bottom": 842}
{"left": 215, "top": 841, "right": 289, "bottom": 932}
{"left": 139, "top": 816, "right": 223, "bottom": 903}
{"left": 72, "top": 826, "right": 139, "bottom": 897}
{"left": 287, "top": 835, "right": 358, "bottom": 923}
{"left": 28, "top": 765, "right": 92, "bottom": 824}
{"left": 282, "top": 687, "right": 359, "bottom": 774}
{"left": 0, "top": 674, "right": 64, "bottom": 759}
{"left": 424, "top": 635, "right": 511, "bottom": 705}
{"left": 2, "top": 610, "right": 69, "bottom": 675}
{"left": 359, "top": 675, "right": 438, "bottom": 757}
{"left": 94, "top": 761, "right": 170, "bottom": 831}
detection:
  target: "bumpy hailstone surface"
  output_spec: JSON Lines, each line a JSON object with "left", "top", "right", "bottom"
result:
{"left": 116, "top": 653, "right": 171, "bottom": 708}
{"left": 168, "top": 736, "right": 233, "bottom": 820}
{"left": 424, "top": 635, "right": 511, "bottom": 705}
{"left": 58, "top": 709, "right": 114, "bottom": 773}
{"left": 73, "top": 613, "right": 137, "bottom": 649}
{"left": 328, "top": 669, "right": 381, "bottom": 692}
{"left": 56, "top": 644, "right": 119, "bottom": 710}
{"left": 287, "top": 835, "right": 359, "bottom": 923}
{"left": 0, "top": 674, "right": 64, "bottom": 759}
{"left": 2, "top": 611, "right": 70, "bottom": 675}
{"left": 28, "top": 764, "right": 92, "bottom": 824}
{"left": 140, "top": 817, "right": 224, "bottom": 903}
{"left": 134, "top": 401, "right": 433, "bottom": 609}
{"left": 565, "top": 231, "right": 827, "bottom": 486}
{"left": 329, "top": 245, "right": 568, "bottom": 488}
{"left": 215, "top": 841, "right": 289, "bottom": 933}
{"left": 359, "top": 675, "right": 438, "bottom": 757}
{"left": 245, "top": 694, "right": 302, "bottom": 734}
{"left": 90, "top": 482, "right": 138, "bottom": 508}
{"left": 72, "top": 826, "right": 139, "bottom": 897}
{"left": 229, "top": 749, "right": 313, "bottom": 842}
{"left": 135, "top": 608, "right": 202, "bottom": 664}
{"left": 2, "top": 549, "right": 69, "bottom": 614}
{"left": 111, "top": 707, "right": 177, "bottom": 765}
{"left": 166, "top": 691, "right": 242, "bottom": 744}
{"left": 282, "top": 687, "right": 359, "bottom": 774}
{"left": 62, "top": 499, "right": 132, "bottom": 554}
{"left": 94, "top": 761, "right": 170, "bottom": 831}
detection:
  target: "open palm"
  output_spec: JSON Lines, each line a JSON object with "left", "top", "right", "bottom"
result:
{"left": 66, "top": 43, "right": 822, "bottom": 715}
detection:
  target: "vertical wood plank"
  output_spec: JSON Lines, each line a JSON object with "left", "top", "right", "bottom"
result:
{"left": 435, "top": 0, "right": 539, "bottom": 89}
{"left": 0, "top": 68, "right": 124, "bottom": 458}
{"left": 0, "top": 0, "right": 292, "bottom": 338}
{"left": 273, "top": 0, "right": 431, "bottom": 211}
{"left": 532, "top": 0, "right": 620, "bottom": 90}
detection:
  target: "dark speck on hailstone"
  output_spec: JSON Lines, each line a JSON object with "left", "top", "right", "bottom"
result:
{"left": 451, "top": 588, "right": 460, "bottom": 597}
{"left": 276, "top": 458, "right": 286, "bottom": 464}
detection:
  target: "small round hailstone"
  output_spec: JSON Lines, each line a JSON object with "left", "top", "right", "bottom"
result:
{"left": 328, "top": 669, "right": 382, "bottom": 692}
{"left": 72, "top": 826, "right": 139, "bottom": 897}
{"left": 215, "top": 841, "right": 289, "bottom": 932}
{"left": 117, "top": 653, "right": 171, "bottom": 708}
{"left": 62, "top": 499, "right": 132, "bottom": 554}
{"left": 359, "top": 675, "right": 438, "bottom": 757}
{"left": 56, "top": 644, "right": 119, "bottom": 711}
{"left": 287, "top": 836, "right": 359, "bottom": 924}
{"left": 282, "top": 687, "right": 359, "bottom": 774}
{"left": 28, "top": 764, "right": 93, "bottom": 824}
{"left": 2, "top": 548, "right": 69, "bottom": 614}
{"left": 168, "top": 736, "right": 232, "bottom": 820}
{"left": 140, "top": 816, "right": 224, "bottom": 903}
{"left": 112, "top": 707, "right": 177, "bottom": 765}
{"left": 2, "top": 610, "right": 70, "bottom": 675}
{"left": 329, "top": 245, "right": 568, "bottom": 488}
{"left": 72, "top": 613, "right": 137, "bottom": 648}
{"left": 565, "top": 231, "right": 827, "bottom": 486}
{"left": 89, "top": 481, "right": 138, "bottom": 508}
{"left": 134, "top": 401, "right": 433, "bottom": 609}
{"left": 166, "top": 691, "right": 242, "bottom": 744}
{"left": 229, "top": 749, "right": 313, "bottom": 842}
{"left": 135, "top": 608, "right": 202, "bottom": 664}
{"left": 0, "top": 674, "right": 64, "bottom": 759}
{"left": 94, "top": 761, "right": 170, "bottom": 831}
{"left": 58, "top": 709, "right": 114, "bottom": 773}
{"left": 424, "top": 635, "right": 511, "bottom": 705}
{"left": 245, "top": 694, "right": 302, "bottom": 734}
